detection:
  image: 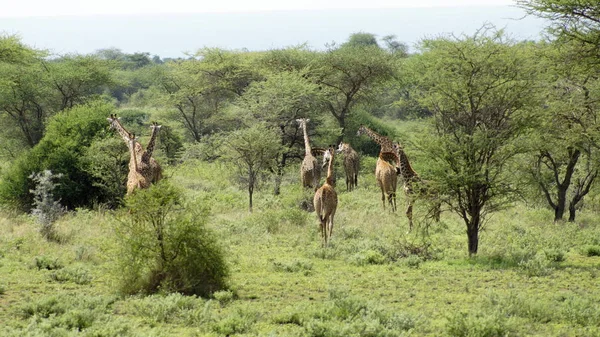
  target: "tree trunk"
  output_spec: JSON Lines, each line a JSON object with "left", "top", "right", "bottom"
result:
{"left": 467, "top": 220, "right": 479, "bottom": 256}
{"left": 248, "top": 175, "right": 254, "bottom": 213}
{"left": 554, "top": 185, "right": 567, "bottom": 222}
{"left": 568, "top": 203, "right": 576, "bottom": 222}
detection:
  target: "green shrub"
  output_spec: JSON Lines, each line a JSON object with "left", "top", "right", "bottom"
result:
{"left": 302, "top": 290, "right": 418, "bottom": 337}
{"left": 446, "top": 311, "right": 512, "bottom": 337}
{"left": 0, "top": 100, "right": 116, "bottom": 211}
{"left": 583, "top": 245, "right": 600, "bottom": 257}
{"left": 50, "top": 265, "right": 92, "bottom": 285}
{"left": 272, "top": 259, "right": 313, "bottom": 275}
{"left": 403, "top": 255, "right": 423, "bottom": 268}
{"left": 518, "top": 252, "right": 554, "bottom": 277}
{"left": 213, "top": 290, "right": 235, "bottom": 305}
{"left": 34, "top": 256, "right": 64, "bottom": 270}
{"left": 349, "top": 249, "right": 387, "bottom": 266}
{"left": 115, "top": 181, "right": 229, "bottom": 297}
{"left": 125, "top": 293, "right": 210, "bottom": 324}
{"left": 211, "top": 307, "right": 258, "bottom": 335}
{"left": 543, "top": 248, "right": 566, "bottom": 262}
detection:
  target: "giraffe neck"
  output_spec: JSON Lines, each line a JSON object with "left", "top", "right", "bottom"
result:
{"left": 397, "top": 147, "right": 419, "bottom": 180}
{"left": 109, "top": 116, "right": 133, "bottom": 149}
{"left": 360, "top": 126, "right": 394, "bottom": 153}
{"left": 300, "top": 120, "right": 312, "bottom": 155}
{"left": 142, "top": 125, "right": 160, "bottom": 164}
{"left": 380, "top": 151, "right": 400, "bottom": 168}
{"left": 129, "top": 139, "right": 139, "bottom": 172}
{"left": 326, "top": 150, "right": 335, "bottom": 186}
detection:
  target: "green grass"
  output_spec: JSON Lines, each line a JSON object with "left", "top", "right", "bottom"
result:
{"left": 2, "top": 158, "right": 600, "bottom": 336}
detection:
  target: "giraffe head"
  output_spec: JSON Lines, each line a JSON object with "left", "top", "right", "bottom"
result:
{"left": 356, "top": 125, "right": 367, "bottom": 137}
{"left": 336, "top": 142, "right": 350, "bottom": 154}
{"left": 322, "top": 146, "right": 333, "bottom": 168}
{"left": 296, "top": 118, "right": 309, "bottom": 128}
{"left": 127, "top": 132, "right": 138, "bottom": 148}
{"left": 150, "top": 121, "right": 162, "bottom": 132}
{"left": 107, "top": 114, "right": 120, "bottom": 129}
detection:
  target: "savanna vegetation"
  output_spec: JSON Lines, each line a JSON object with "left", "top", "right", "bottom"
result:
{"left": 2, "top": 1, "right": 600, "bottom": 335}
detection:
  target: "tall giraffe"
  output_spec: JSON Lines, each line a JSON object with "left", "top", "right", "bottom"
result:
{"left": 314, "top": 146, "right": 338, "bottom": 247}
{"left": 296, "top": 118, "right": 320, "bottom": 189}
{"left": 336, "top": 142, "right": 359, "bottom": 191}
{"left": 393, "top": 142, "right": 441, "bottom": 230}
{"left": 377, "top": 151, "right": 399, "bottom": 211}
{"left": 107, "top": 114, "right": 162, "bottom": 194}
{"left": 357, "top": 125, "right": 400, "bottom": 211}
{"left": 143, "top": 122, "right": 163, "bottom": 184}
{"left": 125, "top": 132, "right": 150, "bottom": 195}
{"left": 356, "top": 125, "right": 396, "bottom": 155}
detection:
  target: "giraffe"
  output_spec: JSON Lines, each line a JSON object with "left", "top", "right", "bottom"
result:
{"left": 336, "top": 142, "right": 359, "bottom": 191}
{"left": 356, "top": 125, "right": 396, "bottom": 155}
{"left": 296, "top": 118, "right": 320, "bottom": 190}
{"left": 393, "top": 142, "right": 441, "bottom": 230}
{"left": 377, "top": 151, "right": 399, "bottom": 212}
{"left": 357, "top": 125, "right": 400, "bottom": 211}
{"left": 125, "top": 132, "right": 150, "bottom": 195}
{"left": 107, "top": 114, "right": 162, "bottom": 194}
{"left": 143, "top": 122, "right": 163, "bottom": 184}
{"left": 314, "top": 146, "right": 338, "bottom": 247}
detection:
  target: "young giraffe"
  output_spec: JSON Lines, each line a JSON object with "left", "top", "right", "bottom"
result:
{"left": 393, "top": 142, "right": 441, "bottom": 230}
{"left": 296, "top": 118, "right": 320, "bottom": 190}
{"left": 336, "top": 142, "right": 360, "bottom": 191}
{"left": 314, "top": 146, "right": 338, "bottom": 247}
{"left": 107, "top": 114, "right": 162, "bottom": 194}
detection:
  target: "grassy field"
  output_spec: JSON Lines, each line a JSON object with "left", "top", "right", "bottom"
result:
{"left": 2, "top": 147, "right": 600, "bottom": 336}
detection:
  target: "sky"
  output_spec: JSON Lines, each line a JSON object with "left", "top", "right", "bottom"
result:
{"left": 1, "top": 0, "right": 543, "bottom": 58}
{"left": 4, "top": 0, "right": 517, "bottom": 17}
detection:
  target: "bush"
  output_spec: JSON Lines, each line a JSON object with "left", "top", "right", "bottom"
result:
{"left": 114, "top": 181, "right": 229, "bottom": 297}
{"left": 50, "top": 265, "right": 93, "bottom": 285}
{"left": 446, "top": 311, "right": 512, "bottom": 337}
{"left": 0, "top": 100, "right": 116, "bottom": 211}
{"left": 34, "top": 256, "right": 64, "bottom": 270}
{"left": 29, "top": 170, "right": 65, "bottom": 241}
{"left": 583, "top": 245, "right": 600, "bottom": 257}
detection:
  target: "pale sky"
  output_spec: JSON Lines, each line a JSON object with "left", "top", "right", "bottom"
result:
{"left": 3, "top": 0, "right": 516, "bottom": 17}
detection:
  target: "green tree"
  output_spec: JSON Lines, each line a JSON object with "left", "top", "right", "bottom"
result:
{"left": 518, "top": 0, "right": 600, "bottom": 58}
{"left": 528, "top": 41, "right": 600, "bottom": 222}
{"left": 238, "top": 70, "right": 325, "bottom": 195}
{"left": 223, "top": 123, "right": 282, "bottom": 212}
{"left": 0, "top": 101, "right": 116, "bottom": 211}
{"left": 344, "top": 32, "right": 380, "bottom": 48}
{"left": 43, "top": 54, "right": 115, "bottom": 111}
{"left": 151, "top": 49, "right": 262, "bottom": 142}
{"left": 312, "top": 43, "right": 396, "bottom": 140}
{"left": 410, "top": 27, "right": 538, "bottom": 255}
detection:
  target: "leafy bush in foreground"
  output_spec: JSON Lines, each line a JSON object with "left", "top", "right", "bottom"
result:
{"left": 115, "top": 181, "right": 229, "bottom": 297}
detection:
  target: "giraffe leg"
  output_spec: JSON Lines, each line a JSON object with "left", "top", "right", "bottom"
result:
{"left": 406, "top": 201, "right": 413, "bottom": 231}
{"left": 328, "top": 213, "right": 335, "bottom": 241}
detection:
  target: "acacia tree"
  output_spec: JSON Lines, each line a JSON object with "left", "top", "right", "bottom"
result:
{"left": 238, "top": 70, "right": 325, "bottom": 195}
{"left": 409, "top": 27, "right": 538, "bottom": 255}
{"left": 0, "top": 46, "right": 115, "bottom": 149}
{"left": 312, "top": 42, "right": 397, "bottom": 140}
{"left": 223, "top": 123, "right": 282, "bottom": 212}
{"left": 528, "top": 41, "right": 600, "bottom": 222}
{"left": 518, "top": 0, "right": 600, "bottom": 59}
{"left": 152, "top": 49, "right": 262, "bottom": 142}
